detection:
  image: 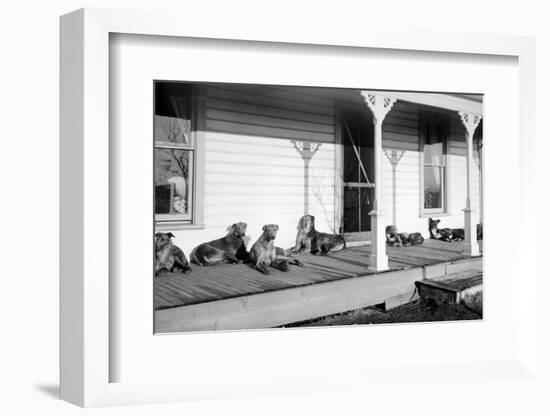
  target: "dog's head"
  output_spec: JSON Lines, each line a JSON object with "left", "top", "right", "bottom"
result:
{"left": 428, "top": 217, "right": 440, "bottom": 229}
{"left": 428, "top": 218, "right": 442, "bottom": 237}
{"left": 228, "top": 222, "right": 247, "bottom": 239}
{"left": 299, "top": 215, "right": 315, "bottom": 232}
{"left": 155, "top": 232, "right": 174, "bottom": 250}
{"left": 262, "top": 224, "right": 279, "bottom": 241}
{"left": 386, "top": 225, "right": 398, "bottom": 239}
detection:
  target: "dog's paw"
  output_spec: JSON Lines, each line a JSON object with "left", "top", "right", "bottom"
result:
{"left": 278, "top": 262, "right": 289, "bottom": 272}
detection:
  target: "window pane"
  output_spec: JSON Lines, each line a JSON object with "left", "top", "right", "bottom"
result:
{"left": 424, "top": 166, "right": 443, "bottom": 209}
{"left": 343, "top": 187, "right": 373, "bottom": 233}
{"left": 424, "top": 120, "right": 445, "bottom": 165}
{"left": 155, "top": 148, "right": 192, "bottom": 217}
{"left": 155, "top": 115, "right": 192, "bottom": 145}
{"left": 343, "top": 187, "right": 359, "bottom": 233}
{"left": 155, "top": 83, "right": 193, "bottom": 145}
{"left": 424, "top": 139, "right": 444, "bottom": 165}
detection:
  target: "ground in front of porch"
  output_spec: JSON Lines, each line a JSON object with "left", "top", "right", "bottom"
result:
{"left": 286, "top": 291, "right": 482, "bottom": 328}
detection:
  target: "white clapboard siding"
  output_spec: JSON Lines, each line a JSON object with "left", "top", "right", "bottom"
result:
{"left": 170, "top": 85, "right": 337, "bottom": 256}
{"left": 205, "top": 86, "right": 335, "bottom": 143}
{"left": 380, "top": 102, "right": 422, "bottom": 233}
{"left": 200, "top": 134, "right": 334, "bottom": 253}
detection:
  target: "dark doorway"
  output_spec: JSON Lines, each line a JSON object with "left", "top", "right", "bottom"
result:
{"left": 340, "top": 103, "right": 374, "bottom": 238}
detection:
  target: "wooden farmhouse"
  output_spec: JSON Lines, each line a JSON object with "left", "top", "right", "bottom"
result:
{"left": 154, "top": 82, "right": 483, "bottom": 332}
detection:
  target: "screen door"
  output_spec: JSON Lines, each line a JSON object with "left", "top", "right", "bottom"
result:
{"left": 341, "top": 105, "right": 374, "bottom": 236}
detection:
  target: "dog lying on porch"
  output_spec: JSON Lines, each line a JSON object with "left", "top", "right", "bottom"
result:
{"left": 287, "top": 214, "right": 346, "bottom": 255}
{"left": 155, "top": 232, "right": 192, "bottom": 275}
{"left": 428, "top": 218, "right": 464, "bottom": 242}
{"left": 190, "top": 222, "right": 250, "bottom": 266}
{"left": 249, "top": 224, "right": 302, "bottom": 275}
{"left": 385, "top": 225, "right": 424, "bottom": 247}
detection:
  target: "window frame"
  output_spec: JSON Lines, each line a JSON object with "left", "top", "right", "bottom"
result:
{"left": 154, "top": 83, "right": 206, "bottom": 230}
{"left": 419, "top": 110, "right": 451, "bottom": 217}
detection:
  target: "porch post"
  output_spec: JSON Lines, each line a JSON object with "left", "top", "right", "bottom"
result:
{"left": 459, "top": 112, "right": 482, "bottom": 256}
{"left": 361, "top": 92, "right": 396, "bottom": 271}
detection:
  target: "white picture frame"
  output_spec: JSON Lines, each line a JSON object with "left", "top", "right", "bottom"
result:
{"left": 60, "top": 8, "right": 537, "bottom": 407}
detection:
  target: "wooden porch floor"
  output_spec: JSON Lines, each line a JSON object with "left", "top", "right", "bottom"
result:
{"left": 154, "top": 239, "right": 482, "bottom": 310}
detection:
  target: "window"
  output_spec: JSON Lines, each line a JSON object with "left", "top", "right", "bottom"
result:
{"left": 420, "top": 111, "right": 449, "bottom": 215}
{"left": 154, "top": 82, "right": 199, "bottom": 226}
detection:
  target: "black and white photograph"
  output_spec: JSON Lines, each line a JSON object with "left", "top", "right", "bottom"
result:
{"left": 4, "top": 0, "right": 547, "bottom": 413}
{"left": 153, "top": 82, "right": 484, "bottom": 333}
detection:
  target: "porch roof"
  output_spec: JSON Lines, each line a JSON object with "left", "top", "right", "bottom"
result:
{"left": 286, "top": 86, "right": 482, "bottom": 115}
{"left": 362, "top": 90, "right": 483, "bottom": 115}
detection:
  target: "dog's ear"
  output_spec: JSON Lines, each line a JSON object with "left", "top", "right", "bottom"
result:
{"left": 155, "top": 232, "right": 162, "bottom": 238}
{"left": 311, "top": 215, "right": 315, "bottom": 222}
{"left": 275, "top": 225, "right": 279, "bottom": 231}
{"left": 166, "top": 232, "right": 175, "bottom": 238}
{"left": 262, "top": 225, "right": 267, "bottom": 231}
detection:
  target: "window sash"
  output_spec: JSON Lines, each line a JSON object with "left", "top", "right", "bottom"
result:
{"left": 154, "top": 82, "right": 200, "bottom": 225}
{"left": 154, "top": 142, "right": 195, "bottom": 150}
{"left": 420, "top": 111, "right": 449, "bottom": 215}
{"left": 154, "top": 147, "right": 194, "bottom": 222}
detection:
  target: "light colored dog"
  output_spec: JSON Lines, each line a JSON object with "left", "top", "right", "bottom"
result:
{"left": 249, "top": 224, "right": 301, "bottom": 275}
{"left": 288, "top": 214, "right": 346, "bottom": 255}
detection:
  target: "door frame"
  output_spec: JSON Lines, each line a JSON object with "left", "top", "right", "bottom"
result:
{"left": 334, "top": 104, "right": 373, "bottom": 243}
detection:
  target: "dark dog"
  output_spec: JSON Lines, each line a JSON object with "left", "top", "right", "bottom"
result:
{"left": 249, "top": 224, "right": 301, "bottom": 275}
{"left": 385, "top": 225, "right": 424, "bottom": 247}
{"left": 428, "top": 218, "right": 464, "bottom": 242}
{"left": 155, "top": 232, "right": 191, "bottom": 275}
{"left": 288, "top": 215, "right": 346, "bottom": 255}
{"left": 190, "top": 222, "right": 249, "bottom": 266}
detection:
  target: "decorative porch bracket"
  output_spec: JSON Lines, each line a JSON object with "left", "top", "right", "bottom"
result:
{"left": 385, "top": 149, "right": 406, "bottom": 227}
{"left": 361, "top": 92, "right": 396, "bottom": 271}
{"left": 458, "top": 111, "right": 482, "bottom": 256}
{"left": 291, "top": 140, "right": 321, "bottom": 215}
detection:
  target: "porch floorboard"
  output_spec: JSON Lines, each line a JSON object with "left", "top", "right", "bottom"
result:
{"left": 154, "top": 239, "right": 481, "bottom": 310}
